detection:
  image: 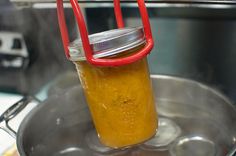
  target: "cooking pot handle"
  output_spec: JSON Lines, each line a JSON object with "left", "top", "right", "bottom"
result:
{"left": 227, "top": 145, "right": 236, "bottom": 156}
{"left": 0, "top": 96, "right": 40, "bottom": 138}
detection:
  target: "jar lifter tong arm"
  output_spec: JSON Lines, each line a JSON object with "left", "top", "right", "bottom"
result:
{"left": 56, "top": 0, "right": 154, "bottom": 66}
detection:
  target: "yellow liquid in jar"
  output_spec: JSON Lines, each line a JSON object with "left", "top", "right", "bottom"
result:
{"left": 74, "top": 46, "right": 158, "bottom": 148}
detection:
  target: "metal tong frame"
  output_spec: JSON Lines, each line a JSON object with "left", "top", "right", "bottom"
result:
{"left": 56, "top": 0, "right": 154, "bottom": 66}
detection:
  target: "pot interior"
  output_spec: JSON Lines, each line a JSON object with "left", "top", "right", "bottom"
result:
{"left": 17, "top": 75, "right": 236, "bottom": 156}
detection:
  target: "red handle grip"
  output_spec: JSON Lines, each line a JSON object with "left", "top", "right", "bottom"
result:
{"left": 57, "top": 0, "right": 154, "bottom": 66}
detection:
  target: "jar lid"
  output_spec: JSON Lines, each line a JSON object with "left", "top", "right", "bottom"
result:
{"left": 68, "top": 27, "right": 145, "bottom": 61}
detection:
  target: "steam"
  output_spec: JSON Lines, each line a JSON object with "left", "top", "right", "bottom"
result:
{"left": 0, "top": 6, "right": 77, "bottom": 95}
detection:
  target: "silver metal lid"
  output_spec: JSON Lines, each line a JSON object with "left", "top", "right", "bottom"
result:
{"left": 68, "top": 27, "right": 145, "bottom": 61}
{"left": 169, "top": 135, "right": 216, "bottom": 156}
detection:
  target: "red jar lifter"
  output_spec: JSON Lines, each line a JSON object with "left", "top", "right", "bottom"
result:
{"left": 56, "top": 0, "right": 154, "bottom": 66}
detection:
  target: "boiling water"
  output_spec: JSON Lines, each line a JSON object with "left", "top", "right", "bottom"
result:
{"left": 28, "top": 101, "right": 233, "bottom": 156}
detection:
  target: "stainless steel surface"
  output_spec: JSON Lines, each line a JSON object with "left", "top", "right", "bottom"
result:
{"left": 9, "top": 0, "right": 236, "bottom": 9}
{"left": 0, "top": 96, "right": 40, "bottom": 139}
{"left": 170, "top": 135, "right": 217, "bottom": 156}
{"left": 9, "top": 0, "right": 236, "bottom": 5}
{"left": 226, "top": 145, "right": 236, "bottom": 156}
{"left": 16, "top": 3, "right": 236, "bottom": 10}
{"left": 69, "top": 27, "right": 145, "bottom": 61}
{"left": 0, "top": 96, "right": 38, "bottom": 138}
{"left": 15, "top": 75, "right": 236, "bottom": 156}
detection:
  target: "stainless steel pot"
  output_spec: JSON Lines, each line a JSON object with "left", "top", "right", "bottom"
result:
{"left": 1, "top": 75, "right": 236, "bottom": 156}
